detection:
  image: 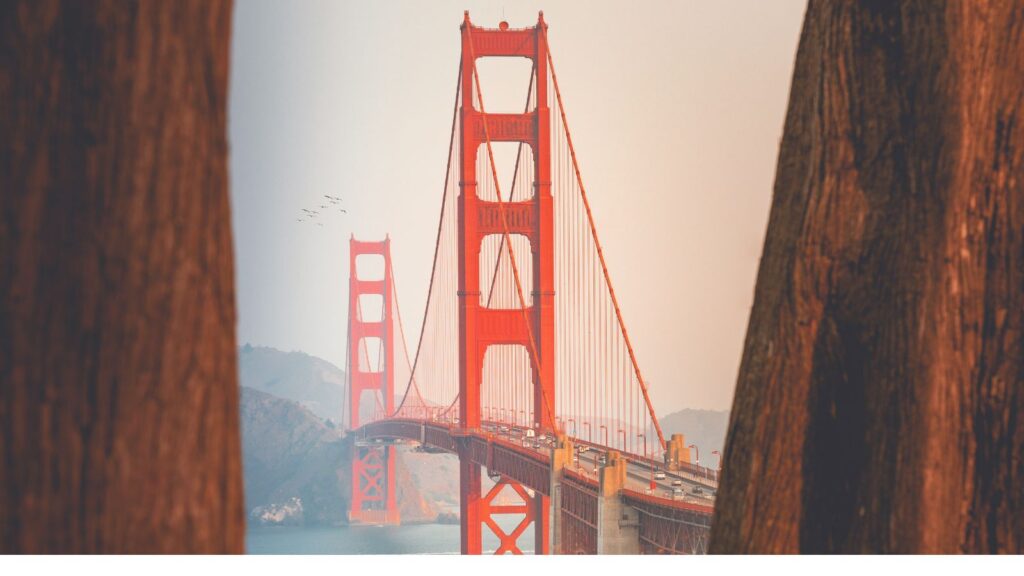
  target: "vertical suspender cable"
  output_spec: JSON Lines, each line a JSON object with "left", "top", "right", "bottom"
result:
{"left": 393, "top": 59, "right": 462, "bottom": 415}
{"left": 543, "top": 31, "right": 667, "bottom": 453}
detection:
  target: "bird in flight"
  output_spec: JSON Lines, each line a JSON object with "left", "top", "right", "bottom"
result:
{"left": 297, "top": 197, "right": 347, "bottom": 225}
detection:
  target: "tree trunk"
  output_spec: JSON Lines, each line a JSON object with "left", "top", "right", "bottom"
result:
{"left": 0, "top": 1, "right": 242, "bottom": 553}
{"left": 710, "top": 0, "right": 1024, "bottom": 554}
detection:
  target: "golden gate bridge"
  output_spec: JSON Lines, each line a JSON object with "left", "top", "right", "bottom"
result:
{"left": 343, "top": 12, "right": 717, "bottom": 554}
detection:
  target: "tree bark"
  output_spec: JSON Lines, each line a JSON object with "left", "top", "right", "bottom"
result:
{"left": 0, "top": 1, "right": 242, "bottom": 553}
{"left": 710, "top": 0, "right": 1024, "bottom": 554}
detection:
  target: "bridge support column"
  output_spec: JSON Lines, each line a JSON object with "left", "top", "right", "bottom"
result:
{"left": 346, "top": 237, "right": 399, "bottom": 525}
{"left": 534, "top": 494, "right": 550, "bottom": 554}
{"left": 548, "top": 434, "right": 574, "bottom": 554}
{"left": 459, "top": 452, "right": 483, "bottom": 554}
{"left": 665, "top": 433, "right": 691, "bottom": 472}
{"left": 461, "top": 455, "right": 548, "bottom": 554}
{"left": 596, "top": 451, "right": 640, "bottom": 554}
{"left": 350, "top": 444, "right": 399, "bottom": 525}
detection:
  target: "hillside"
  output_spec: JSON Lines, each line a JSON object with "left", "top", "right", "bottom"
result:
{"left": 238, "top": 344, "right": 346, "bottom": 423}
{"left": 653, "top": 408, "right": 729, "bottom": 466}
{"left": 240, "top": 386, "right": 436, "bottom": 526}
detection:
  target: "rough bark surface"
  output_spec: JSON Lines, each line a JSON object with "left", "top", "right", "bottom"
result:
{"left": 710, "top": 0, "right": 1024, "bottom": 554}
{"left": 0, "top": 1, "right": 242, "bottom": 553}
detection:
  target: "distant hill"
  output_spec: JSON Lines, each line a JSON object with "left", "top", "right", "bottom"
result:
{"left": 238, "top": 344, "right": 346, "bottom": 423}
{"left": 653, "top": 408, "right": 730, "bottom": 465}
{"left": 241, "top": 386, "right": 348, "bottom": 525}
{"left": 240, "top": 386, "right": 435, "bottom": 526}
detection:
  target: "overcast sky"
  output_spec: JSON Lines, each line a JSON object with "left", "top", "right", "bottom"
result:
{"left": 229, "top": 0, "right": 807, "bottom": 412}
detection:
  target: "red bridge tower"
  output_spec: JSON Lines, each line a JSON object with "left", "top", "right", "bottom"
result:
{"left": 347, "top": 236, "right": 399, "bottom": 525}
{"left": 457, "top": 12, "right": 555, "bottom": 554}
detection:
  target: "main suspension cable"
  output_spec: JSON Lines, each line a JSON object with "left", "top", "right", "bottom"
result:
{"left": 388, "top": 257, "right": 426, "bottom": 413}
{"left": 392, "top": 58, "right": 463, "bottom": 415}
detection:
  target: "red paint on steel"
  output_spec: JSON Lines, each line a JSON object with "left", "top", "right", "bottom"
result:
{"left": 456, "top": 10, "right": 555, "bottom": 555}
{"left": 347, "top": 237, "right": 399, "bottom": 525}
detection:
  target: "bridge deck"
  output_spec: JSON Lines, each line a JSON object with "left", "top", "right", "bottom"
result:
{"left": 356, "top": 417, "right": 715, "bottom": 554}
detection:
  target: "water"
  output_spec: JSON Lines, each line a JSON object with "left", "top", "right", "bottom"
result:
{"left": 247, "top": 520, "right": 534, "bottom": 555}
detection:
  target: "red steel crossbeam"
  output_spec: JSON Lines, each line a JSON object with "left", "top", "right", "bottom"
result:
{"left": 352, "top": 449, "right": 384, "bottom": 509}
{"left": 480, "top": 477, "right": 543, "bottom": 554}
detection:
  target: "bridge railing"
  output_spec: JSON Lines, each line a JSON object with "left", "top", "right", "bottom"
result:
{"left": 364, "top": 414, "right": 722, "bottom": 483}
{"left": 360, "top": 415, "right": 720, "bottom": 486}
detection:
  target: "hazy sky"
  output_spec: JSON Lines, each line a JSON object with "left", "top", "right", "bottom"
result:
{"left": 229, "top": 1, "right": 807, "bottom": 412}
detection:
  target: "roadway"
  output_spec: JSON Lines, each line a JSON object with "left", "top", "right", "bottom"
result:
{"left": 478, "top": 421, "right": 716, "bottom": 507}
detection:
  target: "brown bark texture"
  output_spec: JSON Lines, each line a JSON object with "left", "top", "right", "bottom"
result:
{"left": 710, "top": 0, "right": 1024, "bottom": 554}
{"left": 0, "top": 1, "right": 242, "bottom": 553}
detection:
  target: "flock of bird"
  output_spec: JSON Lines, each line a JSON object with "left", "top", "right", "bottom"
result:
{"left": 297, "top": 194, "right": 347, "bottom": 227}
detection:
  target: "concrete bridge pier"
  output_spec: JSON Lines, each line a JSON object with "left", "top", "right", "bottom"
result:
{"left": 548, "top": 434, "right": 574, "bottom": 554}
{"left": 664, "top": 433, "right": 692, "bottom": 471}
{"left": 596, "top": 451, "right": 639, "bottom": 554}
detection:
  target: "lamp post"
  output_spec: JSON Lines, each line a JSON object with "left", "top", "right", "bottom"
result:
{"left": 689, "top": 444, "right": 699, "bottom": 467}
{"left": 583, "top": 422, "right": 592, "bottom": 443}
{"left": 712, "top": 450, "right": 722, "bottom": 481}
{"left": 617, "top": 429, "right": 626, "bottom": 452}
{"left": 600, "top": 425, "right": 608, "bottom": 448}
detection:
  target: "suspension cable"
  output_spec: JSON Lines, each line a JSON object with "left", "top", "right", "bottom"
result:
{"left": 392, "top": 58, "right": 462, "bottom": 415}
{"left": 343, "top": 312, "right": 352, "bottom": 429}
{"left": 543, "top": 29, "right": 666, "bottom": 452}
{"left": 388, "top": 257, "right": 426, "bottom": 413}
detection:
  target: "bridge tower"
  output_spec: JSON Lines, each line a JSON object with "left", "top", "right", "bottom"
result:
{"left": 457, "top": 12, "right": 555, "bottom": 554}
{"left": 347, "top": 236, "right": 399, "bottom": 525}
